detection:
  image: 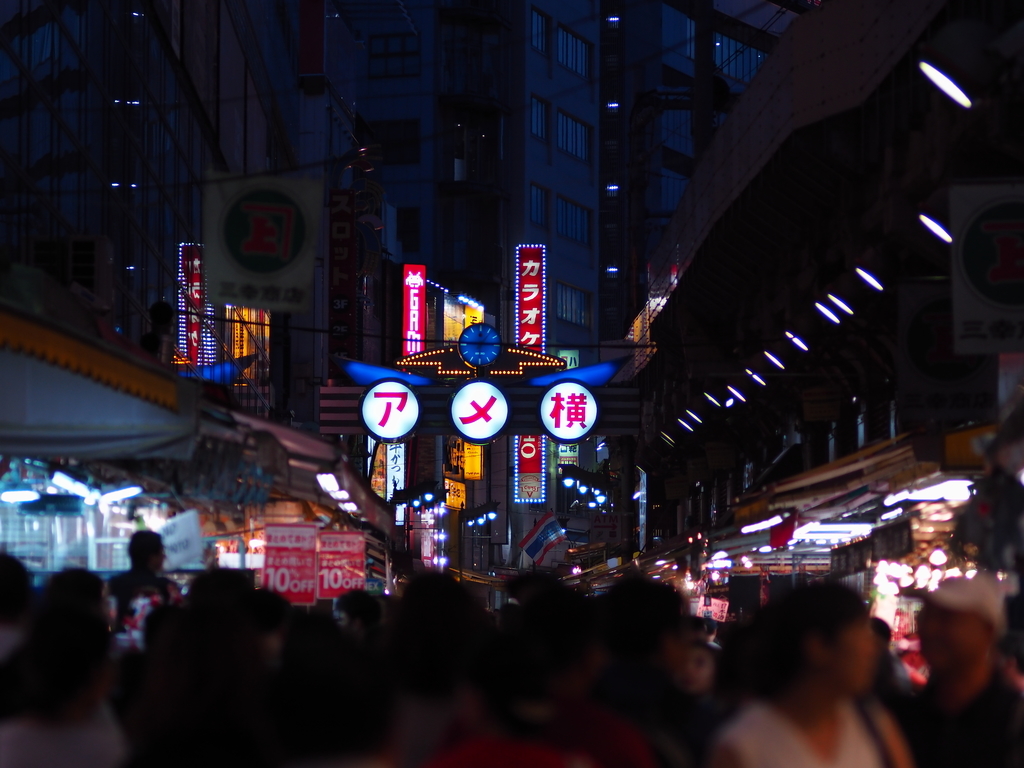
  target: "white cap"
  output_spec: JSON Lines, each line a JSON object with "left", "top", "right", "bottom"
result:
{"left": 925, "top": 573, "right": 1007, "bottom": 636}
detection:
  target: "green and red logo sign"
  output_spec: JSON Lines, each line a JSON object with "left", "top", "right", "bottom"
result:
{"left": 222, "top": 189, "right": 308, "bottom": 274}
{"left": 959, "top": 200, "right": 1024, "bottom": 308}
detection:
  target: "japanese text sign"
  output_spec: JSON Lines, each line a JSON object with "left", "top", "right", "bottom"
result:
{"left": 450, "top": 380, "right": 508, "bottom": 443}
{"left": 179, "top": 244, "right": 205, "bottom": 365}
{"left": 403, "top": 265, "right": 427, "bottom": 355}
{"left": 514, "top": 434, "right": 545, "bottom": 504}
{"left": 161, "top": 509, "right": 203, "bottom": 570}
{"left": 263, "top": 523, "right": 318, "bottom": 605}
{"left": 316, "top": 531, "right": 366, "bottom": 600}
{"left": 204, "top": 174, "right": 321, "bottom": 312}
{"left": 952, "top": 184, "right": 1024, "bottom": 353}
{"left": 515, "top": 245, "right": 546, "bottom": 351}
{"left": 515, "top": 245, "right": 547, "bottom": 504}
{"left": 328, "top": 190, "right": 359, "bottom": 370}
{"left": 444, "top": 478, "right": 466, "bottom": 510}
{"left": 540, "top": 382, "right": 599, "bottom": 443}
{"left": 360, "top": 381, "right": 420, "bottom": 442}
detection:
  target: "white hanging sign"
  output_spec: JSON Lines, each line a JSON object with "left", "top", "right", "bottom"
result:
{"left": 360, "top": 380, "right": 420, "bottom": 442}
{"left": 449, "top": 380, "right": 509, "bottom": 443}
{"left": 539, "top": 382, "right": 599, "bottom": 443}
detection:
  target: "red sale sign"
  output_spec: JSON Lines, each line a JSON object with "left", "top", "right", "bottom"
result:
{"left": 263, "top": 523, "right": 318, "bottom": 605}
{"left": 403, "top": 264, "right": 426, "bottom": 356}
{"left": 316, "top": 531, "right": 366, "bottom": 600}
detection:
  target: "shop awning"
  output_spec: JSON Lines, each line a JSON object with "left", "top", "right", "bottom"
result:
{"left": 0, "top": 309, "right": 199, "bottom": 460}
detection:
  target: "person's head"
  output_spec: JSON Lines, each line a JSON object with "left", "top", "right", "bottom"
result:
{"left": 689, "top": 615, "right": 718, "bottom": 643}
{"left": 386, "top": 573, "right": 489, "bottom": 697}
{"left": 0, "top": 553, "right": 30, "bottom": 624}
{"left": 127, "top": 605, "right": 273, "bottom": 753}
{"left": 919, "top": 574, "right": 1005, "bottom": 677}
{"left": 870, "top": 617, "right": 892, "bottom": 646}
{"left": 24, "top": 608, "right": 111, "bottom": 720}
{"left": 187, "top": 568, "right": 252, "bottom": 612}
{"left": 755, "top": 583, "right": 875, "bottom": 699}
{"left": 248, "top": 589, "right": 292, "bottom": 666}
{"left": 272, "top": 612, "right": 390, "bottom": 762}
{"left": 681, "top": 641, "right": 719, "bottom": 697}
{"left": 522, "top": 584, "right": 604, "bottom": 697}
{"left": 44, "top": 569, "right": 106, "bottom": 617}
{"left": 128, "top": 531, "right": 165, "bottom": 573}
{"left": 334, "top": 590, "right": 382, "bottom": 641}
{"left": 603, "top": 578, "right": 687, "bottom": 674}
{"left": 464, "top": 628, "right": 553, "bottom": 738}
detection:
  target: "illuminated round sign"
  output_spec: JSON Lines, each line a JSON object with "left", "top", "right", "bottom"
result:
{"left": 360, "top": 380, "right": 420, "bottom": 442}
{"left": 539, "top": 382, "right": 599, "bottom": 443}
{"left": 458, "top": 323, "right": 502, "bottom": 367}
{"left": 450, "top": 380, "right": 509, "bottom": 444}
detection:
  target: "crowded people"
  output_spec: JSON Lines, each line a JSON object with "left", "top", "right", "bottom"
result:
{"left": 8, "top": 552, "right": 1024, "bottom": 768}
{"left": 890, "top": 574, "right": 1024, "bottom": 768}
{"left": 708, "top": 583, "right": 914, "bottom": 768}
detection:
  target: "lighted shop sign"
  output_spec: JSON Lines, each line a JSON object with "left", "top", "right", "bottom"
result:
{"left": 449, "top": 380, "right": 509, "bottom": 443}
{"left": 403, "top": 265, "right": 426, "bottom": 356}
{"left": 539, "top": 382, "right": 599, "bottom": 443}
{"left": 513, "top": 435, "right": 545, "bottom": 504}
{"left": 360, "top": 380, "right": 420, "bottom": 442}
{"left": 515, "top": 244, "right": 547, "bottom": 504}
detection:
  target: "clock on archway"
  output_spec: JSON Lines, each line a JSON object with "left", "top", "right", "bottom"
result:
{"left": 458, "top": 323, "right": 502, "bottom": 368}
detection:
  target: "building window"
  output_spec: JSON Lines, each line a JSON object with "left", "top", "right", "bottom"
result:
{"left": 530, "top": 185, "right": 548, "bottom": 226}
{"left": 532, "top": 9, "right": 548, "bottom": 52}
{"left": 369, "top": 120, "right": 421, "bottom": 165}
{"left": 557, "top": 28, "right": 591, "bottom": 78}
{"left": 557, "top": 112, "right": 590, "bottom": 162}
{"left": 397, "top": 207, "right": 420, "bottom": 252}
{"left": 369, "top": 34, "right": 421, "bottom": 78}
{"left": 556, "top": 197, "right": 591, "bottom": 245}
{"left": 605, "top": 184, "right": 619, "bottom": 197}
{"left": 556, "top": 282, "right": 591, "bottom": 327}
{"left": 531, "top": 97, "right": 548, "bottom": 140}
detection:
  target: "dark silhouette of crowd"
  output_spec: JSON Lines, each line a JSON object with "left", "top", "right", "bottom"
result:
{"left": 2, "top": 539, "right": 1024, "bottom": 768}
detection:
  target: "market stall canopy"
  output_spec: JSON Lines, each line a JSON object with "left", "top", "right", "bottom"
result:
{"left": 0, "top": 279, "right": 199, "bottom": 460}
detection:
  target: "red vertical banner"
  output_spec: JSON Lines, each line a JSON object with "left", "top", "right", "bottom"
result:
{"left": 316, "top": 531, "right": 366, "bottom": 600}
{"left": 263, "top": 523, "right": 318, "bottom": 605}
{"left": 514, "top": 245, "right": 547, "bottom": 503}
{"left": 179, "top": 244, "right": 203, "bottom": 365}
{"left": 403, "top": 265, "right": 426, "bottom": 356}
{"left": 328, "top": 190, "right": 359, "bottom": 375}
{"left": 515, "top": 245, "right": 546, "bottom": 351}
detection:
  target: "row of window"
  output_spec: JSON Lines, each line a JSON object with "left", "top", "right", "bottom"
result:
{"left": 531, "top": 98, "right": 591, "bottom": 162}
{"left": 531, "top": 10, "right": 592, "bottom": 79}
{"left": 531, "top": 184, "right": 591, "bottom": 246}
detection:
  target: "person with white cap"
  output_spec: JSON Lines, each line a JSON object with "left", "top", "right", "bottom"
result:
{"left": 891, "top": 573, "right": 1024, "bottom": 768}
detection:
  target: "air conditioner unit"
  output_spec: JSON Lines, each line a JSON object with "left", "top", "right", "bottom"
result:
{"left": 28, "top": 236, "right": 114, "bottom": 316}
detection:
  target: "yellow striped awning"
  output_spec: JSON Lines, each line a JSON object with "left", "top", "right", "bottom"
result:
{"left": 0, "top": 306, "right": 179, "bottom": 411}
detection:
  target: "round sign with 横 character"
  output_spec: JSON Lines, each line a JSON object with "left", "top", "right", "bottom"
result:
{"left": 450, "top": 380, "right": 509, "bottom": 444}
{"left": 360, "top": 380, "right": 420, "bottom": 442}
{"left": 539, "top": 382, "right": 599, "bottom": 443}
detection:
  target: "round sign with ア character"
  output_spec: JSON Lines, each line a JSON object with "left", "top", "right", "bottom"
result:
{"left": 360, "top": 380, "right": 420, "bottom": 442}
{"left": 539, "top": 382, "right": 599, "bottom": 443}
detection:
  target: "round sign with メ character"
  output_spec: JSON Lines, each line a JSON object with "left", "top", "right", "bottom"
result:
{"left": 360, "top": 380, "right": 420, "bottom": 442}
{"left": 539, "top": 382, "right": 599, "bottom": 443}
{"left": 458, "top": 323, "right": 502, "bottom": 368}
{"left": 450, "top": 380, "right": 509, "bottom": 444}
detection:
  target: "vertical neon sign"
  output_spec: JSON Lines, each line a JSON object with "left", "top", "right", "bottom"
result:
{"left": 403, "top": 265, "right": 426, "bottom": 355}
{"left": 513, "top": 245, "right": 547, "bottom": 504}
